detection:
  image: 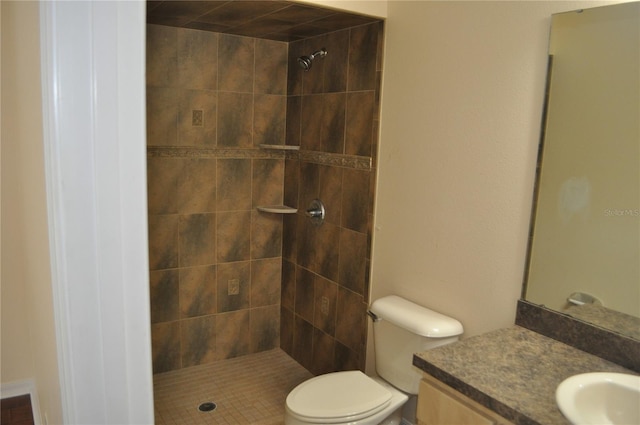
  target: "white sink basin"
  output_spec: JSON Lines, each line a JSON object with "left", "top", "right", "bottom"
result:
{"left": 556, "top": 372, "right": 640, "bottom": 425}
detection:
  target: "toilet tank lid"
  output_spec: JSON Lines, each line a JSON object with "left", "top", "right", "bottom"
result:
{"left": 370, "top": 295, "right": 463, "bottom": 338}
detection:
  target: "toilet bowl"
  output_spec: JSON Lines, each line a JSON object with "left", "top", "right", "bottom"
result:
{"left": 285, "top": 371, "right": 407, "bottom": 425}
{"left": 284, "top": 295, "right": 464, "bottom": 425}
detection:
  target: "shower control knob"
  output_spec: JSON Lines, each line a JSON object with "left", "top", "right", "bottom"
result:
{"left": 305, "top": 199, "right": 325, "bottom": 226}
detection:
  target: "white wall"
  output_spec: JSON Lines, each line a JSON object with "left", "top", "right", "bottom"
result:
{"left": 371, "top": 1, "right": 617, "bottom": 350}
{"left": 1, "top": 1, "right": 63, "bottom": 423}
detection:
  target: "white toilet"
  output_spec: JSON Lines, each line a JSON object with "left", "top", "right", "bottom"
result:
{"left": 285, "top": 295, "right": 464, "bottom": 425}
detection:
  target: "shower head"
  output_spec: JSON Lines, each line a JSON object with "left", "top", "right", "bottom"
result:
{"left": 297, "top": 48, "right": 327, "bottom": 71}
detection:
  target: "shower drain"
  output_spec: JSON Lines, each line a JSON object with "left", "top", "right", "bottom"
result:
{"left": 198, "top": 402, "right": 217, "bottom": 412}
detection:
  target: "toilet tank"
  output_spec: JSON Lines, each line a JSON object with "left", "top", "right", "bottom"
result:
{"left": 369, "top": 295, "right": 463, "bottom": 395}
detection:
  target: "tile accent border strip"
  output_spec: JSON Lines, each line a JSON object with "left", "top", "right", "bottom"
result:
{"left": 147, "top": 146, "right": 372, "bottom": 170}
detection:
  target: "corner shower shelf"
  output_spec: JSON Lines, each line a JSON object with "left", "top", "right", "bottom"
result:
{"left": 256, "top": 205, "right": 298, "bottom": 214}
{"left": 259, "top": 144, "right": 300, "bottom": 151}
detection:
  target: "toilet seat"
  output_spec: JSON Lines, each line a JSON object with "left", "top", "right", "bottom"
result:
{"left": 286, "top": 371, "right": 392, "bottom": 423}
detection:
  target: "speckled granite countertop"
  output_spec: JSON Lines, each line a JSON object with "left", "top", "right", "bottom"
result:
{"left": 413, "top": 326, "right": 636, "bottom": 425}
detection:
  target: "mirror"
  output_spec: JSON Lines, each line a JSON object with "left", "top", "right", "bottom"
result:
{"left": 523, "top": 2, "right": 639, "bottom": 340}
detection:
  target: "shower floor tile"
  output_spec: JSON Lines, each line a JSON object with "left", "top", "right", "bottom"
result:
{"left": 153, "top": 349, "right": 312, "bottom": 425}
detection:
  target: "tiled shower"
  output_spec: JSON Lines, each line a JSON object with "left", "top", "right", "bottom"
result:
{"left": 146, "top": 1, "right": 384, "bottom": 377}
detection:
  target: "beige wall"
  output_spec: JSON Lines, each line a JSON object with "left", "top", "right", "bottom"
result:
{"left": 1, "top": 1, "right": 62, "bottom": 423}
{"left": 371, "top": 1, "right": 616, "bottom": 347}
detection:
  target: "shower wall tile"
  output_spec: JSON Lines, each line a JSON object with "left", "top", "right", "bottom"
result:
{"left": 314, "top": 222, "right": 340, "bottom": 282}
{"left": 287, "top": 40, "right": 305, "bottom": 96}
{"left": 255, "top": 39, "right": 287, "bottom": 95}
{"left": 321, "top": 93, "right": 347, "bottom": 154}
{"left": 345, "top": 91, "right": 375, "bottom": 157}
{"left": 335, "top": 340, "right": 363, "bottom": 372}
{"left": 312, "top": 328, "right": 336, "bottom": 375}
{"left": 281, "top": 259, "right": 296, "bottom": 311}
{"left": 151, "top": 321, "right": 181, "bottom": 373}
{"left": 252, "top": 159, "right": 284, "bottom": 208}
{"left": 147, "top": 157, "right": 181, "bottom": 214}
{"left": 292, "top": 316, "right": 314, "bottom": 370}
{"left": 348, "top": 24, "right": 378, "bottom": 91}
{"left": 180, "top": 315, "right": 217, "bottom": 367}
{"left": 253, "top": 94, "right": 286, "bottom": 147}
{"left": 280, "top": 306, "right": 294, "bottom": 355}
{"left": 217, "top": 92, "right": 253, "bottom": 147}
{"left": 177, "top": 29, "right": 218, "bottom": 90}
{"left": 323, "top": 30, "right": 349, "bottom": 93}
{"left": 251, "top": 211, "right": 282, "bottom": 259}
{"left": 250, "top": 305, "right": 280, "bottom": 353}
{"left": 216, "top": 158, "right": 251, "bottom": 211}
{"left": 295, "top": 267, "right": 315, "bottom": 323}
{"left": 216, "top": 310, "right": 250, "bottom": 360}
{"left": 285, "top": 96, "right": 302, "bottom": 147}
{"left": 146, "top": 25, "right": 178, "bottom": 88}
{"left": 179, "top": 265, "right": 217, "bottom": 318}
{"left": 150, "top": 269, "right": 180, "bottom": 323}
{"left": 339, "top": 228, "right": 367, "bottom": 296}
{"left": 318, "top": 164, "right": 343, "bottom": 226}
{"left": 217, "top": 261, "right": 251, "bottom": 313}
{"left": 217, "top": 211, "right": 251, "bottom": 263}
{"left": 335, "top": 287, "right": 366, "bottom": 352}
{"left": 177, "top": 158, "right": 216, "bottom": 214}
{"left": 284, "top": 159, "right": 300, "bottom": 209}
{"left": 282, "top": 214, "right": 298, "bottom": 262}
{"left": 148, "top": 215, "right": 179, "bottom": 271}
{"left": 147, "top": 87, "right": 179, "bottom": 146}
{"left": 251, "top": 258, "right": 282, "bottom": 307}
{"left": 314, "top": 275, "right": 337, "bottom": 336}
{"left": 218, "top": 34, "right": 254, "bottom": 93}
{"left": 177, "top": 89, "right": 217, "bottom": 146}
{"left": 341, "top": 168, "right": 370, "bottom": 233}
{"left": 178, "top": 213, "right": 216, "bottom": 267}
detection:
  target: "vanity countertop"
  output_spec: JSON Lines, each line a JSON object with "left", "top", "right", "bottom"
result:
{"left": 413, "top": 325, "right": 636, "bottom": 425}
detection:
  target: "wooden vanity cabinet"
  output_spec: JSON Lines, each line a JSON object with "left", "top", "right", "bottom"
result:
{"left": 417, "top": 374, "right": 515, "bottom": 425}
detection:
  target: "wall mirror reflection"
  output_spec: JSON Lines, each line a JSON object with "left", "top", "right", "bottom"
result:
{"left": 523, "top": 1, "right": 639, "bottom": 340}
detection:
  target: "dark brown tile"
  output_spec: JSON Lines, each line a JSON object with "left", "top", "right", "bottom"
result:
{"left": 281, "top": 259, "right": 296, "bottom": 310}
{"left": 292, "top": 315, "right": 314, "bottom": 371}
{"left": 295, "top": 267, "right": 315, "bottom": 323}
{"left": 146, "top": 25, "right": 178, "bottom": 88}
{"left": 345, "top": 91, "right": 375, "bottom": 156}
{"left": 180, "top": 315, "right": 216, "bottom": 367}
{"left": 301, "top": 40, "right": 325, "bottom": 95}
{"left": 298, "top": 161, "right": 319, "bottom": 209}
{"left": 178, "top": 213, "right": 216, "bottom": 267}
{"left": 348, "top": 23, "right": 378, "bottom": 91}
{"left": 255, "top": 39, "right": 287, "bottom": 94}
{"left": 218, "top": 34, "right": 254, "bottom": 93}
{"left": 338, "top": 228, "right": 367, "bottom": 296}
{"left": 285, "top": 96, "right": 302, "bottom": 146}
{"left": 147, "top": 1, "right": 226, "bottom": 27}
{"left": 341, "top": 168, "right": 370, "bottom": 233}
{"left": 177, "top": 89, "right": 217, "bottom": 146}
{"left": 323, "top": 30, "right": 349, "bottom": 93}
{"left": 149, "top": 269, "right": 180, "bottom": 324}
{"left": 251, "top": 257, "right": 281, "bottom": 307}
{"left": 217, "top": 261, "right": 251, "bottom": 313}
{"left": 146, "top": 87, "right": 178, "bottom": 146}
{"left": 318, "top": 165, "right": 343, "bottom": 226}
{"left": 147, "top": 157, "right": 181, "bottom": 214}
{"left": 217, "top": 211, "right": 251, "bottom": 262}
{"left": 282, "top": 213, "right": 298, "bottom": 262}
{"left": 335, "top": 287, "right": 365, "bottom": 352}
{"left": 177, "top": 28, "right": 218, "bottom": 90}
{"left": 216, "top": 310, "right": 250, "bottom": 360}
{"left": 314, "top": 275, "right": 337, "bottom": 336}
{"left": 314, "top": 221, "right": 340, "bottom": 281}
{"left": 217, "top": 92, "right": 253, "bottom": 147}
{"left": 252, "top": 159, "right": 284, "bottom": 208}
{"left": 280, "top": 305, "right": 294, "bottom": 355}
{"left": 287, "top": 40, "right": 305, "bottom": 96}
{"left": 321, "top": 93, "right": 346, "bottom": 153}
{"left": 177, "top": 158, "right": 216, "bottom": 214}
{"left": 284, "top": 158, "right": 300, "bottom": 208}
{"left": 296, "top": 216, "right": 315, "bottom": 271}
{"left": 251, "top": 211, "right": 282, "bottom": 259}
{"left": 250, "top": 305, "right": 280, "bottom": 352}
{"left": 312, "top": 328, "right": 335, "bottom": 375}
{"left": 309, "top": 12, "right": 378, "bottom": 33}
{"left": 335, "top": 340, "right": 363, "bottom": 372}
{"left": 151, "top": 321, "right": 181, "bottom": 373}
{"left": 196, "top": 1, "right": 290, "bottom": 28}
{"left": 179, "top": 265, "right": 217, "bottom": 318}
{"left": 300, "top": 94, "right": 323, "bottom": 151}
{"left": 253, "top": 94, "right": 286, "bottom": 147}
{"left": 148, "top": 214, "right": 179, "bottom": 270}
{"left": 216, "top": 158, "right": 251, "bottom": 211}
